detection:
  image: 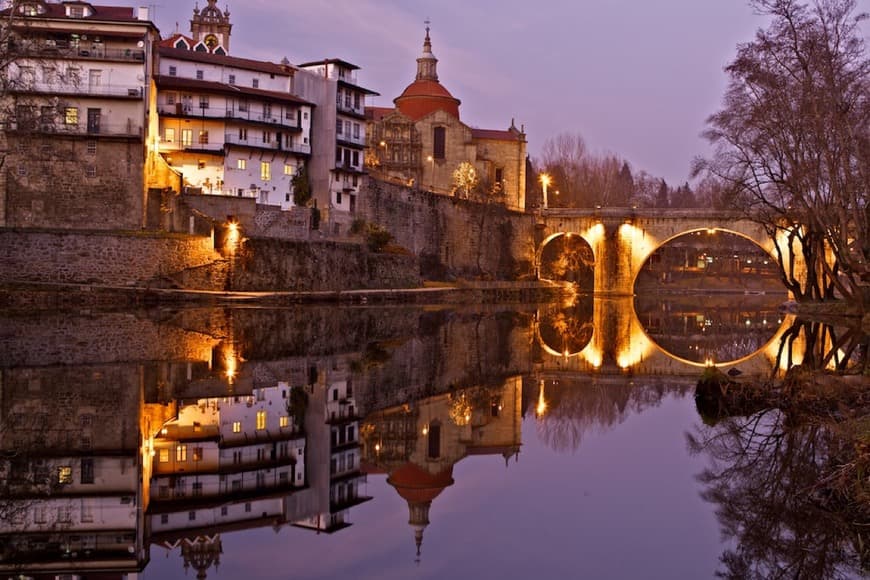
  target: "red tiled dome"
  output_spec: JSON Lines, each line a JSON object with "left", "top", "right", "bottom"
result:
{"left": 387, "top": 463, "right": 455, "bottom": 504}
{"left": 394, "top": 80, "right": 461, "bottom": 121}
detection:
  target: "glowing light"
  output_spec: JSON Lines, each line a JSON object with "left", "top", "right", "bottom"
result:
{"left": 535, "top": 381, "right": 548, "bottom": 418}
{"left": 225, "top": 220, "right": 241, "bottom": 255}
{"left": 581, "top": 346, "right": 603, "bottom": 368}
{"left": 422, "top": 425, "right": 429, "bottom": 436}
{"left": 374, "top": 443, "right": 381, "bottom": 452}
{"left": 707, "top": 228, "right": 716, "bottom": 235}
{"left": 705, "top": 358, "right": 715, "bottom": 367}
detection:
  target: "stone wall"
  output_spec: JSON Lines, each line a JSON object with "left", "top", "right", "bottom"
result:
{"left": 358, "top": 178, "right": 536, "bottom": 280}
{"left": 0, "top": 229, "right": 220, "bottom": 287}
{"left": 228, "top": 237, "right": 421, "bottom": 292}
{"left": 4, "top": 137, "right": 145, "bottom": 230}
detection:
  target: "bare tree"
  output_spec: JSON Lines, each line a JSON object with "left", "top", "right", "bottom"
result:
{"left": 695, "top": 0, "right": 869, "bottom": 309}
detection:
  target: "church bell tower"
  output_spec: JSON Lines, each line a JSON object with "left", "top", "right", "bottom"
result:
{"left": 190, "top": 0, "right": 232, "bottom": 54}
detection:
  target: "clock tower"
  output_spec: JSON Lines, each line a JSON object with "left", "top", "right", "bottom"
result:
{"left": 190, "top": 0, "right": 232, "bottom": 54}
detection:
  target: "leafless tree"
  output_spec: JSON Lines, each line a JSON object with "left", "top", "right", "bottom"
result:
{"left": 695, "top": 0, "right": 869, "bottom": 309}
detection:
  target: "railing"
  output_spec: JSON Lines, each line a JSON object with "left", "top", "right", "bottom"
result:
{"left": 224, "top": 133, "right": 310, "bottom": 154}
{"left": 160, "top": 104, "right": 301, "bottom": 128}
{"left": 337, "top": 102, "right": 365, "bottom": 117}
{"left": 20, "top": 45, "right": 146, "bottom": 62}
{"left": 10, "top": 119, "right": 143, "bottom": 137}
{"left": 13, "top": 82, "right": 143, "bottom": 98}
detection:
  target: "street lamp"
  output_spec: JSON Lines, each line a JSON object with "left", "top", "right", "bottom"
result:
{"left": 539, "top": 173, "right": 552, "bottom": 209}
{"left": 426, "top": 155, "right": 434, "bottom": 191}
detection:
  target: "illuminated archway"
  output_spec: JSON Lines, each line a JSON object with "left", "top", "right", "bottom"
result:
{"left": 538, "top": 233, "right": 595, "bottom": 291}
{"left": 537, "top": 299, "right": 595, "bottom": 358}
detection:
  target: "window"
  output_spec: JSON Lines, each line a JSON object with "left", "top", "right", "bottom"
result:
{"left": 181, "top": 129, "right": 193, "bottom": 146}
{"left": 336, "top": 89, "right": 342, "bottom": 106}
{"left": 176, "top": 445, "right": 188, "bottom": 462}
{"left": 237, "top": 159, "right": 246, "bottom": 170}
{"left": 192, "top": 481, "right": 203, "bottom": 496}
{"left": 196, "top": 70, "right": 204, "bottom": 80}
{"left": 427, "top": 422, "right": 441, "bottom": 458}
{"left": 57, "top": 506, "right": 72, "bottom": 523}
{"left": 352, "top": 151, "right": 359, "bottom": 166}
{"left": 260, "top": 162, "right": 270, "bottom": 181}
{"left": 86, "top": 141, "right": 96, "bottom": 155}
{"left": 344, "top": 91, "right": 351, "bottom": 108}
{"left": 228, "top": 74, "right": 236, "bottom": 85}
{"left": 58, "top": 466, "right": 73, "bottom": 484}
{"left": 85, "top": 165, "right": 96, "bottom": 178}
{"left": 262, "top": 131, "right": 271, "bottom": 144}
{"left": 161, "top": 514, "right": 169, "bottom": 524}
{"left": 232, "top": 421, "right": 241, "bottom": 432}
{"left": 188, "top": 510, "right": 196, "bottom": 521}
{"left": 239, "top": 99, "right": 248, "bottom": 112}
{"left": 16, "top": 165, "right": 26, "bottom": 177}
{"left": 252, "top": 78, "right": 259, "bottom": 88}
{"left": 304, "top": 111, "right": 309, "bottom": 120}
{"left": 336, "top": 119, "right": 343, "bottom": 135}
{"left": 279, "top": 416, "right": 289, "bottom": 428}
{"left": 159, "top": 448, "right": 169, "bottom": 462}
{"left": 335, "top": 147, "right": 342, "bottom": 163}
{"left": 285, "top": 107, "right": 295, "bottom": 120}
{"left": 353, "top": 123, "right": 360, "bottom": 139}
{"left": 169, "top": 65, "right": 177, "bottom": 76}
{"left": 221, "top": 506, "right": 228, "bottom": 516}
{"left": 164, "top": 128, "right": 175, "bottom": 143}
{"left": 433, "top": 127, "right": 446, "bottom": 159}
{"left": 495, "top": 167, "right": 504, "bottom": 184}
{"left": 80, "top": 458, "right": 94, "bottom": 484}
{"left": 354, "top": 92, "right": 361, "bottom": 109}
{"left": 345, "top": 121, "right": 351, "bottom": 136}
{"left": 64, "top": 107, "right": 78, "bottom": 125}
{"left": 283, "top": 164, "right": 294, "bottom": 176}
{"left": 68, "top": 5, "right": 84, "bottom": 18}
{"left": 193, "top": 447, "right": 203, "bottom": 461}
{"left": 263, "top": 103, "right": 272, "bottom": 119}
{"left": 238, "top": 127, "right": 247, "bottom": 140}
{"left": 245, "top": 502, "right": 252, "bottom": 513}
{"left": 256, "top": 410, "right": 267, "bottom": 429}
{"left": 199, "top": 95, "right": 208, "bottom": 109}
{"left": 336, "top": 191, "right": 342, "bottom": 205}
{"left": 198, "top": 130, "right": 209, "bottom": 144}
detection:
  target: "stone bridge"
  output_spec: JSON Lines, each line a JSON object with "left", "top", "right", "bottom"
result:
{"left": 534, "top": 208, "right": 791, "bottom": 296}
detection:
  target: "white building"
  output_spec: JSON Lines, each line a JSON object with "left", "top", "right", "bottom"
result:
{"left": 295, "top": 59, "right": 379, "bottom": 234}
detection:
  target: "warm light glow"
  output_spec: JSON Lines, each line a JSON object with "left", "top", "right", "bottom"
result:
{"left": 535, "top": 381, "right": 548, "bottom": 418}
{"left": 225, "top": 221, "right": 241, "bottom": 254}
{"left": 705, "top": 357, "right": 715, "bottom": 367}
{"left": 581, "top": 345, "right": 603, "bottom": 368}
{"left": 539, "top": 173, "right": 552, "bottom": 188}
{"left": 707, "top": 228, "right": 716, "bottom": 235}
{"left": 426, "top": 155, "right": 433, "bottom": 162}
{"left": 374, "top": 443, "right": 381, "bottom": 452}
{"left": 379, "top": 140, "right": 386, "bottom": 148}
{"left": 422, "top": 425, "right": 429, "bottom": 436}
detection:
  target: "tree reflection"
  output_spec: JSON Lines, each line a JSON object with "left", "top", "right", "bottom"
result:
{"left": 773, "top": 318, "right": 868, "bottom": 377}
{"left": 689, "top": 411, "right": 864, "bottom": 579}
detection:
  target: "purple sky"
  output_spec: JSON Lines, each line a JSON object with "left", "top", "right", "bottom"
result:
{"left": 117, "top": 0, "right": 867, "bottom": 184}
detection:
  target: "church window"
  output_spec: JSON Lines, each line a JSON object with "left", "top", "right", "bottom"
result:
{"left": 433, "top": 127, "right": 446, "bottom": 160}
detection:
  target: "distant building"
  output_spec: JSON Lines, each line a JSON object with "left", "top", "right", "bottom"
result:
{"left": 154, "top": 2, "right": 314, "bottom": 209}
{"left": 0, "top": 0, "right": 160, "bottom": 229}
{"left": 366, "top": 27, "right": 527, "bottom": 211}
{"left": 294, "top": 59, "right": 379, "bottom": 234}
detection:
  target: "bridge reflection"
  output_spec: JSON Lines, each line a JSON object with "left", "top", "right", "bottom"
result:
{"left": 533, "top": 294, "right": 793, "bottom": 378}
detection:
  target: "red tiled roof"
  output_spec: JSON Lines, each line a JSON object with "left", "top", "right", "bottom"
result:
{"left": 159, "top": 33, "right": 195, "bottom": 49}
{"left": 158, "top": 46, "right": 292, "bottom": 76}
{"left": 471, "top": 128, "right": 524, "bottom": 142}
{"left": 154, "top": 75, "right": 314, "bottom": 107}
{"left": 365, "top": 106, "right": 395, "bottom": 122}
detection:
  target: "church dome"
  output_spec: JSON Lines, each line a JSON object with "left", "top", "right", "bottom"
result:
{"left": 387, "top": 462, "right": 454, "bottom": 504}
{"left": 394, "top": 27, "right": 461, "bottom": 121}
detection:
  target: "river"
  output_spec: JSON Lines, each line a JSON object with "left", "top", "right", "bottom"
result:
{"left": 0, "top": 294, "right": 864, "bottom": 579}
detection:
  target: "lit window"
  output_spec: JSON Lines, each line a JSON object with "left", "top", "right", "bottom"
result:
{"left": 64, "top": 107, "right": 78, "bottom": 125}
{"left": 193, "top": 447, "right": 203, "bottom": 461}
{"left": 57, "top": 466, "right": 72, "bottom": 484}
{"left": 256, "top": 410, "right": 266, "bottom": 430}
{"left": 181, "top": 129, "right": 192, "bottom": 146}
{"left": 237, "top": 159, "right": 246, "bottom": 170}
{"left": 164, "top": 127, "right": 175, "bottom": 143}
{"left": 260, "top": 162, "right": 270, "bottom": 181}
{"left": 283, "top": 164, "right": 294, "bottom": 176}
{"left": 198, "top": 130, "right": 209, "bottom": 144}
{"left": 279, "top": 416, "right": 289, "bottom": 428}
{"left": 176, "top": 444, "right": 187, "bottom": 462}
{"left": 232, "top": 421, "right": 241, "bottom": 433}
{"left": 159, "top": 448, "right": 169, "bottom": 462}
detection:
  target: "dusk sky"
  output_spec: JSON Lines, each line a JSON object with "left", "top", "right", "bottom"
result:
{"left": 114, "top": 0, "right": 867, "bottom": 185}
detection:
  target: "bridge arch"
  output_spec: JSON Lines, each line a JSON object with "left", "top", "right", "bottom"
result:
{"left": 537, "top": 232, "right": 596, "bottom": 291}
{"left": 535, "top": 209, "right": 796, "bottom": 296}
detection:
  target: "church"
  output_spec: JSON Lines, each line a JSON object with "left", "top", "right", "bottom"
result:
{"left": 366, "top": 27, "right": 528, "bottom": 212}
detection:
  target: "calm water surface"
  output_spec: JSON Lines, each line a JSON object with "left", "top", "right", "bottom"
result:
{"left": 0, "top": 296, "right": 863, "bottom": 579}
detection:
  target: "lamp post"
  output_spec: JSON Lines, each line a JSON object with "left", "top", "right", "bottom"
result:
{"left": 539, "top": 173, "right": 552, "bottom": 209}
{"left": 426, "top": 155, "right": 434, "bottom": 191}
{"left": 379, "top": 140, "right": 388, "bottom": 167}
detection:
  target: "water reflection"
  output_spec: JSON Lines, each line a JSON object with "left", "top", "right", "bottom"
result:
{"left": 0, "top": 302, "right": 863, "bottom": 578}
{"left": 634, "top": 294, "right": 785, "bottom": 366}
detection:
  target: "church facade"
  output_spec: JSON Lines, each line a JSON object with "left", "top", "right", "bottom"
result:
{"left": 366, "top": 28, "right": 527, "bottom": 212}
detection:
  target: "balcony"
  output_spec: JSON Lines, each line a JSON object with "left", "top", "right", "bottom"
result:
{"left": 20, "top": 43, "right": 146, "bottom": 63}
{"left": 160, "top": 104, "right": 302, "bottom": 130}
{"left": 11, "top": 82, "right": 143, "bottom": 99}
{"left": 224, "top": 133, "right": 310, "bottom": 155}
{"left": 10, "top": 119, "right": 143, "bottom": 138}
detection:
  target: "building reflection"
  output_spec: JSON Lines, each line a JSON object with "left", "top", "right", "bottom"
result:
{"left": 360, "top": 377, "right": 522, "bottom": 560}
